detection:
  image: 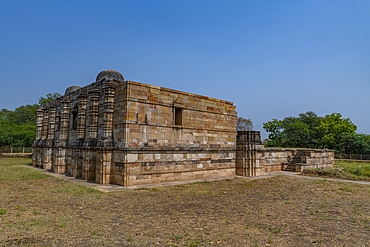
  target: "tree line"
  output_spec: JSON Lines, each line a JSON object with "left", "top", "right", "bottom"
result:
{"left": 2, "top": 98, "right": 367, "bottom": 155}
{"left": 0, "top": 93, "right": 60, "bottom": 147}
{"left": 263, "top": 111, "right": 370, "bottom": 154}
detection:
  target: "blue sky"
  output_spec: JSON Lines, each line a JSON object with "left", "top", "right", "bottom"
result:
{"left": 1, "top": 0, "right": 369, "bottom": 137}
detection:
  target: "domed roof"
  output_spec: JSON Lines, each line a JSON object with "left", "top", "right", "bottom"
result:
{"left": 96, "top": 70, "right": 124, "bottom": 83}
{"left": 65, "top": 86, "right": 81, "bottom": 95}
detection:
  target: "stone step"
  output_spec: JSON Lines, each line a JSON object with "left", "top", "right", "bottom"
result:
{"left": 284, "top": 162, "right": 308, "bottom": 172}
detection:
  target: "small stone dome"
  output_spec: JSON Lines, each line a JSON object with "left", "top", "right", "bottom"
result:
{"left": 96, "top": 70, "right": 124, "bottom": 83}
{"left": 65, "top": 86, "right": 81, "bottom": 95}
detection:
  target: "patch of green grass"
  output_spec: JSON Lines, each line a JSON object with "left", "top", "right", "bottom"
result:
{"left": 194, "top": 180, "right": 211, "bottom": 184}
{"left": 186, "top": 239, "right": 200, "bottom": 246}
{"left": 58, "top": 184, "right": 102, "bottom": 195}
{"left": 0, "top": 165, "right": 50, "bottom": 182}
{"left": 339, "top": 187, "right": 352, "bottom": 192}
{"left": 336, "top": 160, "right": 370, "bottom": 177}
{"left": 312, "top": 215, "right": 342, "bottom": 220}
{"left": 135, "top": 188, "right": 149, "bottom": 191}
{"left": 0, "top": 157, "right": 50, "bottom": 182}
{"left": 0, "top": 158, "right": 32, "bottom": 167}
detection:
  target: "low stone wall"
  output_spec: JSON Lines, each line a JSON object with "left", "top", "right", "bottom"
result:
{"left": 300, "top": 150, "right": 335, "bottom": 169}
{"left": 235, "top": 131, "right": 334, "bottom": 175}
{"left": 264, "top": 148, "right": 334, "bottom": 172}
{"left": 264, "top": 149, "right": 294, "bottom": 172}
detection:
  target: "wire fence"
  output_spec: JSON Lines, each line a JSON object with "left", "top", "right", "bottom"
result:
{"left": 0, "top": 147, "right": 32, "bottom": 154}
{"left": 335, "top": 153, "right": 370, "bottom": 161}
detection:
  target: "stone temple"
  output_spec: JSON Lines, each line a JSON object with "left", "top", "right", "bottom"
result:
{"left": 32, "top": 70, "right": 335, "bottom": 186}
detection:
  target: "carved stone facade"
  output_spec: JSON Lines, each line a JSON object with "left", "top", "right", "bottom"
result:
{"left": 32, "top": 70, "right": 334, "bottom": 186}
{"left": 32, "top": 70, "right": 237, "bottom": 186}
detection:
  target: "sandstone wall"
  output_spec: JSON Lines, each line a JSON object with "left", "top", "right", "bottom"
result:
{"left": 264, "top": 148, "right": 335, "bottom": 172}
{"left": 32, "top": 70, "right": 237, "bottom": 186}
{"left": 111, "top": 81, "right": 237, "bottom": 186}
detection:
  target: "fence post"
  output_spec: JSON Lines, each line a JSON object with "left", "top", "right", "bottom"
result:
{"left": 361, "top": 154, "right": 362, "bottom": 160}
{"left": 23, "top": 147, "right": 25, "bottom": 154}
{"left": 350, "top": 154, "right": 351, "bottom": 160}
{"left": 11, "top": 147, "right": 13, "bottom": 153}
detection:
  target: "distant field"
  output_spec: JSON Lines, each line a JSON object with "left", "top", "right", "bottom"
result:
{"left": 336, "top": 160, "right": 370, "bottom": 177}
{"left": 1, "top": 157, "right": 370, "bottom": 246}
{"left": 303, "top": 160, "right": 370, "bottom": 182}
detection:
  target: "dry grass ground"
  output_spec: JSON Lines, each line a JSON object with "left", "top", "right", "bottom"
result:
{"left": 1, "top": 158, "right": 370, "bottom": 246}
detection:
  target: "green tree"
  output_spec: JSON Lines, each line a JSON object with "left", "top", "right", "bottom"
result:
{"left": 0, "top": 124, "right": 36, "bottom": 147}
{"left": 0, "top": 109, "right": 11, "bottom": 123}
{"left": 38, "top": 92, "right": 61, "bottom": 105}
{"left": 0, "top": 124, "right": 12, "bottom": 147}
{"left": 262, "top": 119, "right": 283, "bottom": 147}
{"left": 0, "top": 92, "right": 60, "bottom": 147}
{"left": 283, "top": 122, "right": 310, "bottom": 148}
{"left": 6, "top": 104, "right": 39, "bottom": 125}
{"left": 296, "top": 111, "right": 322, "bottom": 148}
{"left": 236, "top": 117, "right": 253, "bottom": 131}
{"left": 318, "top": 113, "right": 357, "bottom": 149}
{"left": 336, "top": 133, "right": 370, "bottom": 154}
{"left": 263, "top": 111, "right": 361, "bottom": 151}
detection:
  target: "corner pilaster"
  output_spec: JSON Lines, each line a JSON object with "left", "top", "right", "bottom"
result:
{"left": 54, "top": 96, "right": 70, "bottom": 173}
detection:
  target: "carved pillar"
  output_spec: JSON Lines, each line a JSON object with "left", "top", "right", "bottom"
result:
{"left": 95, "top": 81, "right": 116, "bottom": 184}
{"left": 71, "top": 92, "right": 87, "bottom": 179}
{"left": 43, "top": 107, "right": 56, "bottom": 170}
{"left": 77, "top": 92, "right": 87, "bottom": 141}
{"left": 87, "top": 88, "right": 99, "bottom": 146}
{"left": 81, "top": 89, "right": 99, "bottom": 181}
{"left": 41, "top": 109, "right": 49, "bottom": 142}
{"left": 98, "top": 81, "right": 116, "bottom": 147}
{"left": 47, "top": 107, "right": 56, "bottom": 142}
{"left": 39, "top": 109, "right": 49, "bottom": 169}
{"left": 59, "top": 97, "right": 71, "bottom": 142}
{"left": 96, "top": 149, "right": 112, "bottom": 185}
{"left": 54, "top": 96, "right": 70, "bottom": 173}
{"left": 32, "top": 109, "right": 44, "bottom": 167}
{"left": 236, "top": 131, "right": 266, "bottom": 177}
{"left": 36, "top": 109, "right": 44, "bottom": 141}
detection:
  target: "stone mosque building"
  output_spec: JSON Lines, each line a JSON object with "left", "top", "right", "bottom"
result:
{"left": 32, "top": 70, "right": 334, "bottom": 186}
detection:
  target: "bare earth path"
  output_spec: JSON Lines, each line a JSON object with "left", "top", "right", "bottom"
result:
{"left": 1, "top": 161, "right": 370, "bottom": 246}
